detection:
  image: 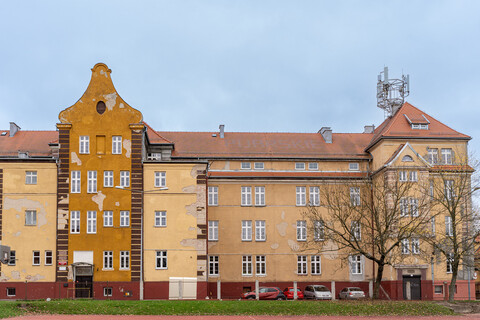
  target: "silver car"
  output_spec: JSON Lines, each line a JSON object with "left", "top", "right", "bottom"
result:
{"left": 338, "top": 287, "right": 366, "bottom": 299}
{"left": 304, "top": 285, "right": 332, "bottom": 300}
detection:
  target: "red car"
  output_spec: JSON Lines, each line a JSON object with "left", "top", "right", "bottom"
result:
{"left": 283, "top": 287, "right": 304, "bottom": 300}
{"left": 242, "top": 287, "right": 286, "bottom": 300}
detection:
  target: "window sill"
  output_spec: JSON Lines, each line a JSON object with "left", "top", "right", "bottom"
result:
{"left": 155, "top": 268, "right": 168, "bottom": 270}
{"left": 208, "top": 239, "right": 218, "bottom": 242}
{"left": 254, "top": 205, "right": 266, "bottom": 207}
{"left": 242, "top": 275, "right": 253, "bottom": 277}
{"left": 241, "top": 205, "right": 253, "bottom": 207}
{"left": 255, "top": 240, "right": 266, "bottom": 242}
{"left": 154, "top": 226, "right": 167, "bottom": 228}
{"left": 255, "top": 274, "right": 267, "bottom": 277}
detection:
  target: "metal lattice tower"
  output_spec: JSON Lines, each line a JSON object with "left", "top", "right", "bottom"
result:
{"left": 377, "top": 67, "right": 410, "bottom": 118}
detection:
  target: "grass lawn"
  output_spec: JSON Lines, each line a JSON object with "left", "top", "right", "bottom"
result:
{"left": 0, "top": 299, "right": 454, "bottom": 318}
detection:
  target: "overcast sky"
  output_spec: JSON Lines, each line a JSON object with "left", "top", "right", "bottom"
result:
{"left": 1, "top": 1, "right": 479, "bottom": 153}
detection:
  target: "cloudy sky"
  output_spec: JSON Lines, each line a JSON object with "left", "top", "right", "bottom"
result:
{"left": 1, "top": 1, "right": 479, "bottom": 152}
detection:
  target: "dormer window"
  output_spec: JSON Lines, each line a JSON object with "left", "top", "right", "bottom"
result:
{"left": 404, "top": 114, "right": 429, "bottom": 130}
{"left": 411, "top": 123, "right": 429, "bottom": 130}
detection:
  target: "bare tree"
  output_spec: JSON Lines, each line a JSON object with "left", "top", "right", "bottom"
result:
{"left": 303, "top": 171, "right": 431, "bottom": 299}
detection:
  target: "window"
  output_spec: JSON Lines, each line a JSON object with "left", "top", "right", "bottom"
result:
{"left": 120, "top": 251, "right": 130, "bottom": 270}
{"left": 208, "top": 220, "right": 218, "bottom": 241}
{"left": 445, "top": 216, "right": 453, "bottom": 236}
{"left": 25, "top": 171, "right": 37, "bottom": 184}
{"left": 6, "top": 288, "right": 16, "bottom": 297}
{"left": 120, "top": 171, "right": 130, "bottom": 188}
{"left": 242, "top": 256, "right": 252, "bottom": 276}
{"left": 147, "top": 153, "right": 162, "bottom": 160}
{"left": 441, "top": 148, "right": 453, "bottom": 164}
{"left": 112, "top": 136, "right": 122, "bottom": 154}
{"left": 255, "top": 186, "right": 265, "bottom": 206}
{"left": 156, "top": 251, "right": 167, "bottom": 269}
{"left": 87, "top": 211, "right": 97, "bottom": 234}
{"left": 155, "top": 211, "right": 167, "bottom": 227}
{"left": 428, "top": 148, "right": 438, "bottom": 164}
{"left": 208, "top": 186, "right": 218, "bottom": 206}
{"left": 104, "top": 171, "right": 113, "bottom": 187}
{"left": 296, "top": 187, "right": 306, "bottom": 206}
{"left": 314, "top": 220, "right": 324, "bottom": 241}
{"left": 254, "top": 162, "right": 264, "bottom": 170}
{"left": 350, "top": 255, "right": 362, "bottom": 274}
{"left": 434, "top": 285, "right": 443, "bottom": 294}
{"left": 431, "top": 216, "right": 436, "bottom": 233}
{"left": 295, "top": 162, "right": 305, "bottom": 170}
{"left": 87, "top": 171, "right": 97, "bottom": 193}
{"left": 309, "top": 186, "right": 320, "bottom": 206}
{"left": 255, "top": 220, "right": 266, "bottom": 241}
{"left": 400, "top": 198, "right": 409, "bottom": 216}
{"left": 311, "top": 255, "right": 321, "bottom": 275}
{"left": 297, "top": 220, "right": 307, "bottom": 241}
{"left": 241, "top": 162, "right": 251, "bottom": 170}
{"left": 446, "top": 253, "right": 453, "bottom": 273}
{"left": 120, "top": 211, "right": 130, "bottom": 227}
{"left": 256, "top": 255, "right": 266, "bottom": 276}
{"left": 71, "top": 171, "right": 81, "bottom": 193}
{"left": 79, "top": 136, "right": 89, "bottom": 154}
{"left": 103, "top": 211, "right": 113, "bottom": 227}
{"left": 45, "top": 251, "right": 53, "bottom": 265}
{"left": 402, "top": 155, "right": 413, "bottom": 162}
{"left": 297, "top": 255, "right": 307, "bottom": 275}
{"left": 209, "top": 256, "right": 219, "bottom": 276}
{"left": 8, "top": 250, "right": 15, "bottom": 266}
{"left": 409, "top": 171, "right": 418, "bottom": 182}
{"left": 33, "top": 251, "right": 40, "bottom": 265}
{"left": 429, "top": 180, "right": 434, "bottom": 200}
{"left": 351, "top": 221, "right": 361, "bottom": 241}
{"left": 411, "top": 238, "right": 420, "bottom": 254}
{"left": 104, "top": 287, "right": 113, "bottom": 297}
{"left": 242, "top": 220, "right": 252, "bottom": 241}
{"left": 308, "top": 162, "right": 318, "bottom": 170}
{"left": 401, "top": 238, "right": 410, "bottom": 254}
{"left": 410, "top": 198, "right": 419, "bottom": 217}
{"left": 103, "top": 251, "right": 113, "bottom": 270}
{"left": 399, "top": 171, "right": 408, "bottom": 182}
{"left": 349, "top": 163, "right": 359, "bottom": 171}
{"left": 154, "top": 171, "right": 166, "bottom": 187}
{"left": 445, "top": 180, "right": 455, "bottom": 200}
{"left": 350, "top": 187, "right": 360, "bottom": 206}
{"left": 241, "top": 187, "right": 252, "bottom": 206}
{"left": 70, "top": 211, "right": 80, "bottom": 233}
{"left": 25, "top": 210, "right": 37, "bottom": 226}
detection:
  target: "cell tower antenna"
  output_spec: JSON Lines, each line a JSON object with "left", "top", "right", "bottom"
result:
{"left": 376, "top": 67, "right": 410, "bottom": 118}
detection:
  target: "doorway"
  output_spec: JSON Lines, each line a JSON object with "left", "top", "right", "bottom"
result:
{"left": 403, "top": 275, "right": 421, "bottom": 300}
{"left": 75, "top": 275, "right": 93, "bottom": 298}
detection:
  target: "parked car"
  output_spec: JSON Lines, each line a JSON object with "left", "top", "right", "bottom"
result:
{"left": 283, "top": 287, "right": 304, "bottom": 299}
{"left": 338, "top": 287, "right": 366, "bottom": 299}
{"left": 242, "top": 287, "right": 286, "bottom": 300}
{"left": 304, "top": 285, "right": 332, "bottom": 300}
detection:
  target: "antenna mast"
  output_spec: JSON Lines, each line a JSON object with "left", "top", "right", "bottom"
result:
{"left": 376, "top": 67, "right": 410, "bottom": 118}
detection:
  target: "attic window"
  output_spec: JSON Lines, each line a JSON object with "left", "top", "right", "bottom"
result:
{"left": 402, "top": 155, "right": 413, "bottom": 162}
{"left": 412, "top": 123, "right": 428, "bottom": 130}
{"left": 96, "top": 101, "right": 106, "bottom": 115}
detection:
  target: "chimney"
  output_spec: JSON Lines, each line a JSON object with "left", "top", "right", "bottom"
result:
{"left": 363, "top": 125, "right": 375, "bottom": 134}
{"left": 219, "top": 124, "right": 225, "bottom": 139}
{"left": 319, "top": 127, "right": 332, "bottom": 143}
{"left": 9, "top": 122, "right": 20, "bottom": 137}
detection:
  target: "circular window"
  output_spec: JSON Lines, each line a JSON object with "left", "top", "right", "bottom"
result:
{"left": 96, "top": 101, "right": 106, "bottom": 114}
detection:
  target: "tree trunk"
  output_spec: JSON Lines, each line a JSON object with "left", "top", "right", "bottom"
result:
{"left": 373, "top": 257, "right": 385, "bottom": 299}
{"left": 448, "top": 261, "right": 459, "bottom": 303}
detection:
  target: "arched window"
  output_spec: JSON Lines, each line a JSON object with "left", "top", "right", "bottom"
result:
{"left": 402, "top": 155, "right": 413, "bottom": 162}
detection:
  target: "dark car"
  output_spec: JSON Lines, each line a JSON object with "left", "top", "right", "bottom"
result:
{"left": 242, "top": 287, "right": 286, "bottom": 300}
{"left": 283, "top": 287, "right": 304, "bottom": 299}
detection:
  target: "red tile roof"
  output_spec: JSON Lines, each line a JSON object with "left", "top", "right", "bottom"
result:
{"left": 143, "top": 122, "right": 172, "bottom": 144}
{"left": 0, "top": 130, "right": 58, "bottom": 157}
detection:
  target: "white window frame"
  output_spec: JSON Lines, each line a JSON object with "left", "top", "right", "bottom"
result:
{"left": 25, "top": 171, "right": 37, "bottom": 185}
{"left": 45, "top": 250, "right": 53, "bottom": 265}
{"left": 103, "top": 211, "right": 113, "bottom": 227}
{"left": 350, "top": 187, "right": 360, "bottom": 206}
{"left": 242, "top": 255, "right": 252, "bottom": 276}
{"left": 156, "top": 251, "right": 167, "bottom": 269}
{"left": 445, "top": 180, "right": 455, "bottom": 200}
{"left": 209, "top": 255, "right": 219, "bottom": 276}
{"left": 399, "top": 171, "right": 408, "bottom": 182}
{"left": 255, "top": 186, "right": 265, "bottom": 206}
{"left": 314, "top": 220, "right": 324, "bottom": 241}
{"left": 71, "top": 171, "right": 81, "bottom": 193}
{"left": 255, "top": 255, "right": 266, "bottom": 276}
{"left": 349, "top": 163, "right": 359, "bottom": 171}
{"left": 428, "top": 148, "right": 438, "bottom": 164}
{"left": 295, "top": 162, "right": 305, "bottom": 170}
{"left": 400, "top": 198, "right": 409, "bottom": 216}
{"left": 120, "top": 211, "right": 130, "bottom": 227}
{"left": 445, "top": 216, "right": 453, "bottom": 236}
{"left": 410, "top": 198, "right": 419, "bottom": 217}
{"left": 120, "top": 171, "right": 130, "bottom": 188}
{"left": 155, "top": 211, "right": 167, "bottom": 227}
{"left": 104, "top": 171, "right": 113, "bottom": 188}
{"left": 255, "top": 220, "right": 266, "bottom": 241}
{"left": 8, "top": 250, "right": 16, "bottom": 266}
{"left": 351, "top": 221, "right": 361, "bottom": 241}
{"left": 242, "top": 220, "right": 252, "bottom": 241}
{"left": 120, "top": 251, "right": 130, "bottom": 270}
{"left": 441, "top": 148, "right": 453, "bottom": 164}
{"left": 297, "top": 255, "right": 307, "bottom": 275}
{"left": 103, "top": 251, "right": 113, "bottom": 270}
{"left": 311, "top": 255, "right": 321, "bottom": 275}
{"left": 25, "top": 210, "right": 37, "bottom": 226}
{"left": 411, "top": 238, "right": 420, "bottom": 254}
{"left": 241, "top": 162, "right": 251, "bottom": 170}
{"left": 309, "top": 186, "right": 320, "bottom": 206}
{"left": 409, "top": 171, "right": 418, "bottom": 182}
{"left": 446, "top": 253, "right": 453, "bottom": 273}
{"left": 87, "top": 211, "right": 97, "bottom": 234}
{"left": 431, "top": 216, "right": 436, "bottom": 233}
{"left": 350, "top": 255, "right": 362, "bottom": 274}
{"left": 154, "top": 171, "right": 166, "bottom": 188}
{"left": 87, "top": 171, "right": 97, "bottom": 193}
{"left": 104, "top": 287, "right": 113, "bottom": 297}
{"left": 32, "top": 251, "right": 40, "bottom": 266}
{"left": 308, "top": 163, "right": 318, "bottom": 171}
{"left": 208, "top": 186, "right": 218, "bottom": 206}
{"left": 208, "top": 220, "right": 218, "bottom": 241}
{"left": 297, "top": 220, "right": 307, "bottom": 241}
{"left": 70, "top": 211, "right": 80, "bottom": 233}
{"left": 112, "top": 136, "right": 122, "bottom": 154}
{"left": 401, "top": 238, "right": 410, "bottom": 254}
{"left": 296, "top": 186, "right": 306, "bottom": 206}
{"left": 241, "top": 186, "right": 252, "bottom": 206}
{"left": 254, "top": 162, "right": 264, "bottom": 170}
{"left": 79, "top": 136, "right": 89, "bottom": 154}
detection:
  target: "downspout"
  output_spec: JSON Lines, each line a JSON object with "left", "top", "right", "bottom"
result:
{"left": 368, "top": 158, "right": 375, "bottom": 289}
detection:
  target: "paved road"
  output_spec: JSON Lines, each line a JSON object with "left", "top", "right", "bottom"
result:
{"left": 6, "top": 315, "right": 480, "bottom": 320}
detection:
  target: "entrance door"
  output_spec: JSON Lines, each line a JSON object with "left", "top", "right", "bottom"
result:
{"left": 403, "top": 276, "right": 421, "bottom": 300}
{"left": 75, "top": 276, "right": 93, "bottom": 298}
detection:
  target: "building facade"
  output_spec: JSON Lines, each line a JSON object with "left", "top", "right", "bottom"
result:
{"left": 0, "top": 63, "right": 474, "bottom": 300}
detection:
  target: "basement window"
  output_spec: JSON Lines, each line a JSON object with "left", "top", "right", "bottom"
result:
{"left": 6, "top": 288, "right": 16, "bottom": 297}
{"left": 104, "top": 287, "right": 112, "bottom": 297}
{"left": 434, "top": 285, "right": 443, "bottom": 294}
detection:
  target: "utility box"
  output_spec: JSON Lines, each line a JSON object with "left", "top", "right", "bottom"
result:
{"left": 0, "top": 245, "right": 11, "bottom": 264}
